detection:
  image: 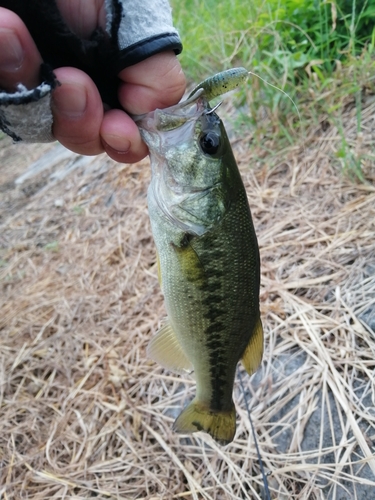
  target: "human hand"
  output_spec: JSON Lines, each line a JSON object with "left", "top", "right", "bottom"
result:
{"left": 0, "top": 2, "right": 186, "bottom": 163}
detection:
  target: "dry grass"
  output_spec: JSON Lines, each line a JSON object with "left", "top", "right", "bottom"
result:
{"left": 1, "top": 92, "right": 375, "bottom": 499}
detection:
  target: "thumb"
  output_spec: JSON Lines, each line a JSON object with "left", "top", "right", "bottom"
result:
{"left": 117, "top": 51, "right": 186, "bottom": 115}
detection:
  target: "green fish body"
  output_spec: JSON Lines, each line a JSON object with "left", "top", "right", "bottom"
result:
{"left": 135, "top": 69, "right": 263, "bottom": 445}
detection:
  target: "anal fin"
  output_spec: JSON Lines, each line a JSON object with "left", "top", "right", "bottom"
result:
{"left": 147, "top": 321, "right": 193, "bottom": 374}
{"left": 241, "top": 315, "right": 264, "bottom": 375}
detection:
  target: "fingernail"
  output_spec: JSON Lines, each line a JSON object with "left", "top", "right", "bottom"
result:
{"left": 53, "top": 83, "right": 87, "bottom": 119}
{"left": 0, "top": 29, "right": 24, "bottom": 72}
{"left": 102, "top": 135, "right": 131, "bottom": 154}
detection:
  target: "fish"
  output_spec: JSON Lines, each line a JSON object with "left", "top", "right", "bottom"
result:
{"left": 134, "top": 68, "right": 263, "bottom": 445}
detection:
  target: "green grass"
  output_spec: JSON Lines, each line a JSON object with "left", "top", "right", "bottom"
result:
{"left": 172, "top": 0, "right": 375, "bottom": 82}
{"left": 171, "top": 0, "right": 375, "bottom": 177}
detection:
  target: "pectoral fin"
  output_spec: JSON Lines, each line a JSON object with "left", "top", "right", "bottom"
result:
{"left": 241, "top": 316, "right": 264, "bottom": 375}
{"left": 147, "top": 321, "right": 193, "bottom": 374}
{"left": 171, "top": 234, "right": 206, "bottom": 286}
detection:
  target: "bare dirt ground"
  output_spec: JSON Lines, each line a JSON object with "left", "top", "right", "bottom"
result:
{"left": 1, "top": 93, "right": 375, "bottom": 499}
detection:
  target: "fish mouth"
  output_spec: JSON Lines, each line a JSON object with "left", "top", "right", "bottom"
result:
{"left": 133, "top": 89, "right": 207, "bottom": 136}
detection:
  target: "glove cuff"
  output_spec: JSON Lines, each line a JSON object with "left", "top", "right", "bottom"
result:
{"left": 113, "top": 33, "right": 182, "bottom": 74}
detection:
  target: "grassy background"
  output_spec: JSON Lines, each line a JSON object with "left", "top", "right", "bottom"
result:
{"left": 171, "top": 0, "right": 375, "bottom": 178}
{"left": 172, "top": 0, "right": 375, "bottom": 80}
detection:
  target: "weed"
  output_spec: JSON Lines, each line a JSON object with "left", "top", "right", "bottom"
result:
{"left": 43, "top": 241, "right": 59, "bottom": 252}
{"left": 171, "top": 0, "right": 375, "bottom": 177}
{"left": 72, "top": 206, "right": 84, "bottom": 215}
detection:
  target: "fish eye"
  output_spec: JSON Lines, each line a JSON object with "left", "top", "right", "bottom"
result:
{"left": 199, "top": 132, "right": 221, "bottom": 156}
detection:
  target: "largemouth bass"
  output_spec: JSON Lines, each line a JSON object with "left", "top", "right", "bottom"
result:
{"left": 135, "top": 68, "right": 263, "bottom": 445}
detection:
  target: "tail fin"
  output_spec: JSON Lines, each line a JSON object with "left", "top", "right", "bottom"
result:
{"left": 173, "top": 399, "right": 236, "bottom": 445}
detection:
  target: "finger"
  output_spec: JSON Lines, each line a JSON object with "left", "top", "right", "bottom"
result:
{"left": 51, "top": 67, "right": 104, "bottom": 156}
{"left": 100, "top": 108, "right": 148, "bottom": 164}
{"left": 55, "top": 0, "right": 106, "bottom": 38}
{"left": 118, "top": 51, "right": 186, "bottom": 115}
{"left": 0, "top": 7, "right": 43, "bottom": 91}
